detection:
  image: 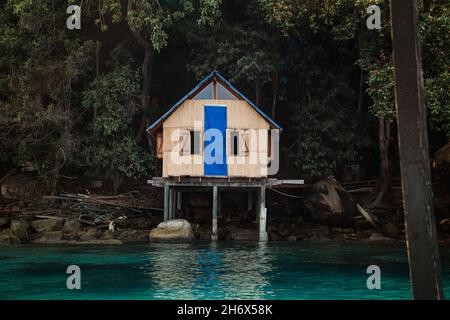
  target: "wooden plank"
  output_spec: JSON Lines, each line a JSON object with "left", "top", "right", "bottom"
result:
{"left": 162, "top": 99, "right": 271, "bottom": 178}
{"left": 212, "top": 186, "right": 218, "bottom": 241}
{"left": 390, "top": 0, "right": 444, "bottom": 299}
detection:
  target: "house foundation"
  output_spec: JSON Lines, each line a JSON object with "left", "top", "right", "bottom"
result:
{"left": 149, "top": 177, "right": 304, "bottom": 242}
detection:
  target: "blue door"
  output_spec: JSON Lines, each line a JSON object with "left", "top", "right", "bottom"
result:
{"left": 204, "top": 105, "right": 227, "bottom": 176}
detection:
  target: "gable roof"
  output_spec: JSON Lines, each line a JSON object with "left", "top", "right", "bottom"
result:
{"left": 146, "top": 70, "right": 283, "bottom": 134}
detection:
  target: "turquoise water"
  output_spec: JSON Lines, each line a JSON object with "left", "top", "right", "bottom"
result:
{"left": 0, "top": 242, "right": 449, "bottom": 300}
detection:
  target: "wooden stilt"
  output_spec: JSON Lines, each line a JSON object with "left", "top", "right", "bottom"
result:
{"left": 163, "top": 184, "right": 169, "bottom": 222}
{"left": 256, "top": 189, "right": 260, "bottom": 221}
{"left": 217, "top": 191, "right": 222, "bottom": 215}
{"left": 168, "top": 188, "right": 174, "bottom": 220}
{"left": 212, "top": 186, "right": 218, "bottom": 241}
{"left": 171, "top": 189, "right": 177, "bottom": 219}
{"left": 259, "top": 187, "right": 268, "bottom": 242}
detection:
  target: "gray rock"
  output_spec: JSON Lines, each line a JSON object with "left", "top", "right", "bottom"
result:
{"left": 78, "top": 228, "right": 99, "bottom": 241}
{"left": 304, "top": 177, "right": 357, "bottom": 227}
{"left": 99, "top": 230, "right": 114, "bottom": 240}
{"left": 149, "top": 219, "right": 194, "bottom": 241}
{"left": 33, "top": 231, "right": 63, "bottom": 243}
{"left": 0, "top": 216, "right": 10, "bottom": 229}
{"left": 117, "top": 229, "right": 148, "bottom": 241}
{"left": 10, "top": 219, "right": 30, "bottom": 242}
{"left": 306, "top": 225, "right": 331, "bottom": 240}
{"left": 0, "top": 229, "right": 20, "bottom": 245}
{"left": 32, "top": 218, "right": 64, "bottom": 233}
{"left": 62, "top": 219, "right": 82, "bottom": 234}
{"left": 225, "top": 226, "right": 258, "bottom": 241}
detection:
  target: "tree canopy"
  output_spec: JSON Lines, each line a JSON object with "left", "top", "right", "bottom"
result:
{"left": 0, "top": 0, "right": 448, "bottom": 193}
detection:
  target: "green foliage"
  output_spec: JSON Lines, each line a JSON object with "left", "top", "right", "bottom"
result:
{"left": 81, "top": 66, "right": 153, "bottom": 189}
{"left": 188, "top": 0, "right": 279, "bottom": 89}
{"left": 288, "top": 101, "right": 369, "bottom": 177}
{"left": 0, "top": 0, "right": 448, "bottom": 192}
{"left": 0, "top": 1, "right": 96, "bottom": 189}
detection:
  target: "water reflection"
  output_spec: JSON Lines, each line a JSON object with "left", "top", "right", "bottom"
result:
{"left": 147, "top": 243, "right": 274, "bottom": 299}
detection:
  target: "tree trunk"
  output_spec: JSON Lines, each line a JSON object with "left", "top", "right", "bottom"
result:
{"left": 368, "top": 115, "right": 391, "bottom": 207}
{"left": 113, "top": 171, "right": 121, "bottom": 195}
{"left": 271, "top": 71, "right": 279, "bottom": 120}
{"left": 132, "top": 32, "right": 154, "bottom": 143}
{"left": 127, "top": 0, "right": 154, "bottom": 143}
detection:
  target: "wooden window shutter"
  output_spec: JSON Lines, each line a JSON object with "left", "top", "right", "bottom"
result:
{"left": 179, "top": 130, "right": 190, "bottom": 156}
{"left": 241, "top": 131, "right": 250, "bottom": 155}
{"left": 156, "top": 132, "right": 163, "bottom": 159}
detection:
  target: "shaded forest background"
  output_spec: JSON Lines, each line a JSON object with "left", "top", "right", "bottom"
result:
{"left": 0, "top": 0, "right": 448, "bottom": 199}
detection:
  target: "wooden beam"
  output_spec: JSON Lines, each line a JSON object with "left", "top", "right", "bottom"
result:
{"left": 212, "top": 186, "right": 218, "bottom": 241}
{"left": 163, "top": 184, "right": 169, "bottom": 222}
{"left": 390, "top": 0, "right": 444, "bottom": 299}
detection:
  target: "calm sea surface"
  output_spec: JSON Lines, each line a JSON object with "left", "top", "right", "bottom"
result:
{"left": 0, "top": 242, "right": 449, "bottom": 299}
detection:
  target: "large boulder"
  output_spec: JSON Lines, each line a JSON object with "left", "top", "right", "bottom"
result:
{"left": 149, "top": 219, "right": 194, "bottom": 241}
{"left": 303, "top": 176, "right": 357, "bottom": 227}
{"left": 32, "top": 218, "right": 64, "bottom": 233}
{"left": 10, "top": 219, "right": 30, "bottom": 242}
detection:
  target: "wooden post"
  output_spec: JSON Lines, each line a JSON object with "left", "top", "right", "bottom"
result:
{"left": 259, "top": 187, "right": 268, "bottom": 242}
{"left": 177, "top": 191, "right": 182, "bottom": 211}
{"left": 163, "top": 184, "right": 169, "bottom": 222}
{"left": 212, "top": 186, "right": 218, "bottom": 241}
{"left": 171, "top": 189, "right": 177, "bottom": 219}
{"left": 168, "top": 188, "right": 174, "bottom": 220}
{"left": 390, "top": 0, "right": 444, "bottom": 299}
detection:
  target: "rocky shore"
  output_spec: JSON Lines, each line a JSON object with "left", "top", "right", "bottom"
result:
{"left": 0, "top": 212, "right": 411, "bottom": 245}
{"left": 1, "top": 174, "right": 449, "bottom": 245}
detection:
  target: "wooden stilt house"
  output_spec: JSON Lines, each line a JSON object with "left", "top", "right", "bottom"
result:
{"left": 147, "top": 71, "right": 302, "bottom": 241}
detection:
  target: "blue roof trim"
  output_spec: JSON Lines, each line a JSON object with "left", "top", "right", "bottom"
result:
{"left": 146, "top": 70, "right": 283, "bottom": 133}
